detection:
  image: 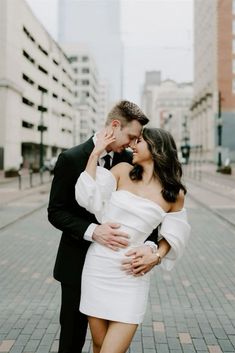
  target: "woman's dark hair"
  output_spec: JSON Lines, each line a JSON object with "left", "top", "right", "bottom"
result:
{"left": 129, "top": 128, "right": 187, "bottom": 203}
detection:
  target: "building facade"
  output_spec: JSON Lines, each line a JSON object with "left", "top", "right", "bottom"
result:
{"left": 64, "top": 45, "right": 104, "bottom": 144}
{"left": 58, "top": 0, "right": 122, "bottom": 102}
{"left": 0, "top": 0, "right": 75, "bottom": 171}
{"left": 142, "top": 71, "right": 193, "bottom": 154}
{"left": 191, "top": 0, "right": 235, "bottom": 163}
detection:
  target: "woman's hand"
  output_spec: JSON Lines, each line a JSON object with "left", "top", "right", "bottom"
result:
{"left": 92, "top": 129, "right": 116, "bottom": 156}
{"left": 121, "top": 245, "right": 159, "bottom": 276}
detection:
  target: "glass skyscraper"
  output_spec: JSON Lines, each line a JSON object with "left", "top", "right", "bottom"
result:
{"left": 58, "top": 0, "right": 122, "bottom": 102}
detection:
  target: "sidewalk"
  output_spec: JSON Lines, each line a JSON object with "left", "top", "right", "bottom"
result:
{"left": 0, "top": 177, "right": 51, "bottom": 230}
{"left": 183, "top": 163, "right": 235, "bottom": 228}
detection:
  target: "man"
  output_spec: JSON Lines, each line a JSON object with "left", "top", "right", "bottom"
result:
{"left": 48, "top": 100, "right": 158, "bottom": 353}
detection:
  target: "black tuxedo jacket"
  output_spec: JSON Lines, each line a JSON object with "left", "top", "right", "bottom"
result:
{"left": 48, "top": 137, "right": 158, "bottom": 287}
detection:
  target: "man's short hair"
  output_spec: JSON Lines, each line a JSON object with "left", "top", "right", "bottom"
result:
{"left": 106, "top": 100, "right": 149, "bottom": 127}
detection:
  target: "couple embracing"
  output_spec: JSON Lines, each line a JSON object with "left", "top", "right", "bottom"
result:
{"left": 48, "top": 100, "right": 190, "bottom": 353}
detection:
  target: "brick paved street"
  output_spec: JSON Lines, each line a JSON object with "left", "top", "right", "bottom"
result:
{"left": 0, "top": 176, "right": 235, "bottom": 352}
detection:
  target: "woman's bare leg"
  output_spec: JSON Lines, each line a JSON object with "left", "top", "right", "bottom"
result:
{"left": 100, "top": 321, "right": 138, "bottom": 353}
{"left": 88, "top": 316, "right": 108, "bottom": 353}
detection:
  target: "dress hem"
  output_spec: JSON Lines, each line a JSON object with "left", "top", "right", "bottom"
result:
{"left": 80, "top": 309, "right": 142, "bottom": 325}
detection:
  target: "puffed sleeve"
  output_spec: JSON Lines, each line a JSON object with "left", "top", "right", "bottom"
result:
{"left": 158, "top": 209, "right": 191, "bottom": 271}
{"left": 75, "top": 167, "right": 117, "bottom": 223}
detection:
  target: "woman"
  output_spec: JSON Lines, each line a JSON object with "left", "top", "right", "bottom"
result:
{"left": 75, "top": 128, "right": 190, "bottom": 353}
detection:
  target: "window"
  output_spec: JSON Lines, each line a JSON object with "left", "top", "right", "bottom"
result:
{"left": 38, "top": 85, "right": 48, "bottom": 93}
{"left": 53, "top": 58, "right": 59, "bottom": 66}
{"left": 69, "top": 56, "right": 78, "bottom": 63}
{"left": 82, "top": 68, "right": 90, "bottom": 74}
{"left": 233, "top": 0, "right": 235, "bottom": 14}
{"left": 233, "top": 20, "right": 235, "bottom": 34}
{"left": 22, "top": 50, "right": 35, "bottom": 65}
{"left": 53, "top": 75, "right": 59, "bottom": 82}
{"left": 38, "top": 105, "right": 47, "bottom": 112}
{"left": 38, "top": 44, "right": 48, "bottom": 56}
{"left": 22, "top": 26, "right": 35, "bottom": 43}
{"left": 233, "top": 79, "right": 235, "bottom": 94}
{"left": 82, "top": 80, "right": 89, "bottom": 86}
{"left": 37, "top": 125, "right": 47, "bottom": 132}
{"left": 52, "top": 93, "right": 58, "bottom": 99}
{"left": 22, "top": 97, "right": 34, "bottom": 107}
{"left": 233, "top": 39, "right": 235, "bottom": 54}
{"left": 22, "top": 73, "right": 34, "bottom": 86}
{"left": 22, "top": 121, "right": 34, "bottom": 129}
{"left": 38, "top": 65, "right": 48, "bottom": 75}
{"left": 82, "top": 56, "right": 88, "bottom": 62}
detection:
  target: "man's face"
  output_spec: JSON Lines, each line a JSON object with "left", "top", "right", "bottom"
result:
{"left": 108, "top": 120, "right": 143, "bottom": 153}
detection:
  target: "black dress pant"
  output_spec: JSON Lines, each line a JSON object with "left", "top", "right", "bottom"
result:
{"left": 58, "top": 283, "right": 88, "bottom": 353}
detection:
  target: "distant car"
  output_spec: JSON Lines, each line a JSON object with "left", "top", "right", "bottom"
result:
{"left": 43, "top": 157, "right": 57, "bottom": 174}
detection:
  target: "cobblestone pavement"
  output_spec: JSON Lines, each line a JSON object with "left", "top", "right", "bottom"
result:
{"left": 0, "top": 183, "right": 235, "bottom": 352}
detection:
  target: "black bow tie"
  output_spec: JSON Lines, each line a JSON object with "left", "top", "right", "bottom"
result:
{"left": 103, "top": 154, "right": 111, "bottom": 170}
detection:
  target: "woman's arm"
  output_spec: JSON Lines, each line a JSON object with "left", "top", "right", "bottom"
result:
{"left": 85, "top": 130, "right": 115, "bottom": 179}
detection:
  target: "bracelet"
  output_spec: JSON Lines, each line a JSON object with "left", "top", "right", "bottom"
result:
{"left": 155, "top": 252, "right": 162, "bottom": 265}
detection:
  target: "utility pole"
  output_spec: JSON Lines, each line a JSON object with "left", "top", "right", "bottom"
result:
{"left": 217, "top": 91, "right": 222, "bottom": 168}
{"left": 39, "top": 91, "right": 44, "bottom": 171}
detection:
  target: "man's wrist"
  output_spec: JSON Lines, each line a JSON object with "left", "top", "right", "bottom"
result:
{"left": 145, "top": 241, "right": 158, "bottom": 253}
{"left": 84, "top": 223, "right": 97, "bottom": 242}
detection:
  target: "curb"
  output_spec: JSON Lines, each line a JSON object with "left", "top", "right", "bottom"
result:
{"left": 0, "top": 201, "right": 48, "bottom": 231}
{"left": 188, "top": 193, "right": 235, "bottom": 229}
{"left": 0, "top": 183, "right": 51, "bottom": 231}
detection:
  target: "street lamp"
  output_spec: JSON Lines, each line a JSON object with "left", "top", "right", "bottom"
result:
{"left": 217, "top": 91, "right": 223, "bottom": 168}
{"left": 38, "top": 90, "right": 47, "bottom": 171}
{"left": 163, "top": 113, "right": 172, "bottom": 130}
{"left": 181, "top": 116, "right": 191, "bottom": 164}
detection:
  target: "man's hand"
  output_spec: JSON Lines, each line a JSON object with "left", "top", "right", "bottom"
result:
{"left": 92, "top": 223, "right": 129, "bottom": 251}
{"left": 122, "top": 245, "right": 159, "bottom": 276}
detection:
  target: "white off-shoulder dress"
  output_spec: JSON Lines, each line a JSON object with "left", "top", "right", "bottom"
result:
{"left": 75, "top": 167, "right": 190, "bottom": 324}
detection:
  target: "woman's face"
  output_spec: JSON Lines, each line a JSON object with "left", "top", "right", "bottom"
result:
{"left": 131, "top": 135, "right": 152, "bottom": 164}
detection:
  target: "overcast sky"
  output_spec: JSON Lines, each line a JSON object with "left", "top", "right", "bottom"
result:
{"left": 26, "top": 0, "right": 193, "bottom": 103}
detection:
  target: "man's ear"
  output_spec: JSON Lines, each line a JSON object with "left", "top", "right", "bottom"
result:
{"left": 111, "top": 120, "right": 121, "bottom": 128}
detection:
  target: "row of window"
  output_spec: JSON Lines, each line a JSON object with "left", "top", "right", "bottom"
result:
{"left": 23, "top": 26, "right": 49, "bottom": 57}
{"left": 74, "top": 67, "right": 90, "bottom": 74}
{"left": 23, "top": 25, "right": 70, "bottom": 65}
{"left": 22, "top": 95, "right": 73, "bottom": 118}
{"left": 22, "top": 120, "right": 73, "bottom": 135}
{"left": 22, "top": 120, "right": 48, "bottom": 131}
{"left": 23, "top": 26, "right": 73, "bottom": 82}
{"left": 22, "top": 49, "right": 73, "bottom": 95}
{"left": 69, "top": 55, "right": 89, "bottom": 63}
{"left": 22, "top": 72, "right": 73, "bottom": 106}
{"left": 61, "top": 128, "right": 72, "bottom": 134}
{"left": 75, "top": 79, "right": 90, "bottom": 86}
